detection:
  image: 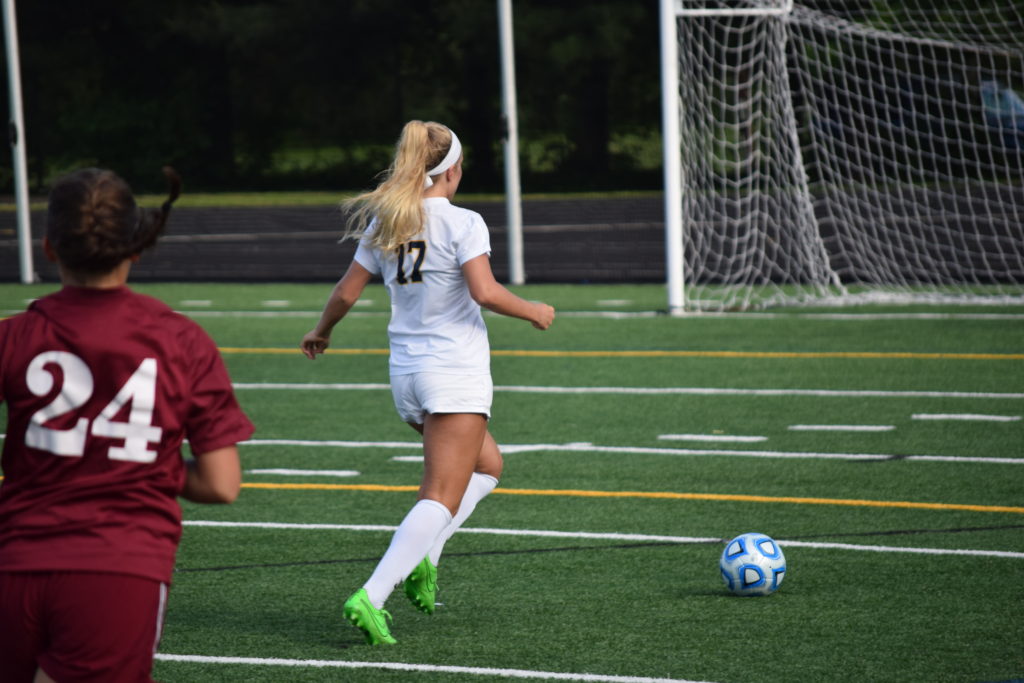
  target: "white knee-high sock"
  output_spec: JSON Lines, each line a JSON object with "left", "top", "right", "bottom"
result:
{"left": 363, "top": 499, "right": 452, "bottom": 608}
{"left": 428, "top": 473, "right": 498, "bottom": 566}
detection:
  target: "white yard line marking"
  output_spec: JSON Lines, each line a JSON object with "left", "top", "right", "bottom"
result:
{"left": 239, "top": 438, "right": 1022, "bottom": 465}
{"left": 246, "top": 469, "right": 360, "bottom": 477}
{"left": 912, "top": 413, "right": 1021, "bottom": 422}
{"left": 189, "top": 311, "right": 333, "bottom": 318}
{"left": 179, "top": 299, "right": 212, "bottom": 307}
{"left": 260, "top": 300, "right": 291, "bottom": 307}
{"left": 235, "top": 383, "right": 392, "bottom": 390}
{"left": 789, "top": 425, "right": 895, "bottom": 432}
{"left": 390, "top": 455, "right": 424, "bottom": 462}
{"left": 171, "top": 309, "right": 1024, "bottom": 321}
{"left": 154, "top": 653, "right": 711, "bottom": 682}
{"left": 245, "top": 438, "right": 419, "bottom": 448}
{"left": 777, "top": 540, "right": 1024, "bottom": 559}
{"left": 232, "top": 383, "right": 1024, "bottom": 400}
{"left": 658, "top": 434, "right": 768, "bottom": 442}
{"left": 180, "top": 521, "right": 1024, "bottom": 560}
{"left": 0, "top": 434, "right": 1014, "bottom": 465}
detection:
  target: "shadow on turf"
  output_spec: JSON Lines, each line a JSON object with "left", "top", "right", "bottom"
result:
{"left": 176, "top": 522, "right": 1024, "bottom": 574}
{"left": 175, "top": 540, "right": 707, "bottom": 574}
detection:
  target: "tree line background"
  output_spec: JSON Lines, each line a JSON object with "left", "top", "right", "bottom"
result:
{"left": 1, "top": 0, "right": 663, "bottom": 195}
{"left": 4, "top": 1, "right": 1019, "bottom": 197}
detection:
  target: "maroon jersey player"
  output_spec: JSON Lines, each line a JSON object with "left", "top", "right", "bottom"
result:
{"left": 0, "top": 168, "right": 255, "bottom": 683}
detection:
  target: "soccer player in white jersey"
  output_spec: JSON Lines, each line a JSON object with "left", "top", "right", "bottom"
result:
{"left": 301, "top": 120, "right": 554, "bottom": 645}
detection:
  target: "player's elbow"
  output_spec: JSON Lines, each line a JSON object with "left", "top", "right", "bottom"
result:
{"left": 186, "top": 447, "right": 242, "bottom": 504}
{"left": 469, "top": 281, "right": 501, "bottom": 309}
{"left": 209, "top": 479, "right": 241, "bottom": 504}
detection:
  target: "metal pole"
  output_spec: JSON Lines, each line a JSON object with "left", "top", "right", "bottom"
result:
{"left": 660, "top": 0, "right": 684, "bottom": 314}
{"left": 497, "top": 0, "right": 525, "bottom": 285}
{"left": 3, "top": 0, "right": 34, "bottom": 284}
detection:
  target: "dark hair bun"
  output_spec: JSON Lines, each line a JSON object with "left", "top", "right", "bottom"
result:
{"left": 46, "top": 167, "right": 181, "bottom": 274}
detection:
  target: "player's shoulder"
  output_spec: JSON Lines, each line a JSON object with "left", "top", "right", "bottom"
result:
{"left": 432, "top": 203, "right": 487, "bottom": 241}
{"left": 426, "top": 197, "right": 484, "bottom": 223}
{"left": 446, "top": 202, "right": 485, "bottom": 225}
{"left": 126, "top": 289, "right": 180, "bottom": 317}
{"left": 127, "top": 290, "right": 209, "bottom": 337}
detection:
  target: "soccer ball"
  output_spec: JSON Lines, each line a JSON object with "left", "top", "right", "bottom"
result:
{"left": 719, "top": 532, "right": 786, "bottom": 596}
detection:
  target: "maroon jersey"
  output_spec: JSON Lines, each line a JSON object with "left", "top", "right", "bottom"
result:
{"left": 0, "top": 286, "right": 254, "bottom": 583}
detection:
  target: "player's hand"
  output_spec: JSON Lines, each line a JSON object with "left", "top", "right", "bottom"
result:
{"left": 532, "top": 303, "right": 555, "bottom": 330}
{"left": 300, "top": 331, "right": 330, "bottom": 359}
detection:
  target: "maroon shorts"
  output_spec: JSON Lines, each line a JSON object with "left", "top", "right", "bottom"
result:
{"left": 0, "top": 571, "right": 167, "bottom": 683}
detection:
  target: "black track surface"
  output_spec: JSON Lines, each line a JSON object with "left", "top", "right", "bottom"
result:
{"left": 0, "top": 197, "right": 666, "bottom": 284}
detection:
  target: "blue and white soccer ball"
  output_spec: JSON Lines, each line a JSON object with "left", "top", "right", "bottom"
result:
{"left": 719, "top": 532, "right": 786, "bottom": 596}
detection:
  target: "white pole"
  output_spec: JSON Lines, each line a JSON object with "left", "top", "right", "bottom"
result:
{"left": 497, "top": 0, "right": 525, "bottom": 285}
{"left": 660, "top": 0, "right": 684, "bottom": 314}
{"left": 3, "top": 0, "right": 33, "bottom": 284}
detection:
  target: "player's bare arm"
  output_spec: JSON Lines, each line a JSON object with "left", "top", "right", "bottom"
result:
{"left": 182, "top": 445, "right": 242, "bottom": 503}
{"left": 301, "top": 261, "right": 373, "bottom": 359}
{"left": 462, "top": 254, "right": 554, "bottom": 330}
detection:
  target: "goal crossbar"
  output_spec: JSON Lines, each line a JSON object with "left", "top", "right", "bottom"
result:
{"left": 673, "top": 1, "right": 792, "bottom": 18}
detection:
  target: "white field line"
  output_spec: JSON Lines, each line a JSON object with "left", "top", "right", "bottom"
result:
{"left": 175, "top": 309, "right": 1024, "bottom": 321}
{"left": 187, "top": 310, "right": 340, "bottom": 318}
{"left": 912, "top": 413, "right": 1021, "bottom": 422}
{"left": 246, "top": 468, "right": 360, "bottom": 477}
{"left": 0, "top": 433, "right": 1014, "bottom": 465}
{"left": 154, "top": 653, "right": 711, "bottom": 682}
{"left": 788, "top": 425, "right": 895, "bottom": 432}
{"left": 658, "top": 434, "right": 768, "bottom": 442}
{"left": 181, "top": 521, "right": 1024, "bottom": 560}
{"left": 240, "top": 438, "right": 1023, "bottom": 465}
{"left": 232, "top": 383, "right": 1024, "bottom": 400}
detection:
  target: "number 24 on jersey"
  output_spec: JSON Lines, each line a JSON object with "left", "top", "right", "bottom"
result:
{"left": 24, "top": 351, "right": 163, "bottom": 463}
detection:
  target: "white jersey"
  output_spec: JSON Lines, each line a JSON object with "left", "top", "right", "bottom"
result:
{"left": 354, "top": 197, "right": 491, "bottom": 376}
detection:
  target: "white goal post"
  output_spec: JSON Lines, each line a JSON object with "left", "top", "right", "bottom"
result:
{"left": 661, "top": 0, "right": 1024, "bottom": 311}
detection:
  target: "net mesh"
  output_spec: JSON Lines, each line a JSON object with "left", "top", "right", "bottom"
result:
{"left": 674, "top": 0, "right": 1024, "bottom": 310}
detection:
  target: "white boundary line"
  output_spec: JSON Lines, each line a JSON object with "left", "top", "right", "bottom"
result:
{"left": 181, "top": 521, "right": 1024, "bottom": 560}
{"left": 912, "top": 414, "right": 1021, "bottom": 422}
{"left": 4, "top": 433, "right": 1013, "bottom": 465}
{"left": 7, "top": 309, "right": 1024, "bottom": 321}
{"left": 658, "top": 434, "right": 768, "bottom": 442}
{"left": 154, "top": 653, "right": 712, "bottom": 682}
{"left": 171, "top": 309, "right": 1024, "bottom": 321}
{"left": 239, "top": 438, "right": 1023, "bottom": 465}
{"left": 788, "top": 425, "right": 895, "bottom": 432}
{"left": 246, "top": 468, "right": 360, "bottom": 477}
{"left": 233, "top": 383, "right": 1024, "bottom": 400}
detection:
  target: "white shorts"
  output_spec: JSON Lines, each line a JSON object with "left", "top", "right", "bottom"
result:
{"left": 390, "top": 372, "right": 493, "bottom": 425}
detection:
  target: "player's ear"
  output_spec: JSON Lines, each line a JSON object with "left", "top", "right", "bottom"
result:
{"left": 42, "top": 236, "right": 58, "bottom": 263}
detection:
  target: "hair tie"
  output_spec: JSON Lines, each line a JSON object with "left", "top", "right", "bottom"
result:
{"left": 424, "top": 130, "right": 461, "bottom": 188}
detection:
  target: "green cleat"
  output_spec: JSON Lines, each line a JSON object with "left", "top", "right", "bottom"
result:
{"left": 403, "top": 556, "right": 438, "bottom": 614}
{"left": 343, "top": 589, "right": 397, "bottom": 645}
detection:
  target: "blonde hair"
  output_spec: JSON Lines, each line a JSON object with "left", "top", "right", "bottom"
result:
{"left": 344, "top": 120, "right": 456, "bottom": 251}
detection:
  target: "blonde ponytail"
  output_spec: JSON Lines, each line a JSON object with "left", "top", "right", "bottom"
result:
{"left": 343, "top": 120, "right": 456, "bottom": 252}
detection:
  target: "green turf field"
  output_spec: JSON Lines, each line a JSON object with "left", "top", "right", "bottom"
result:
{"left": 2, "top": 282, "right": 1022, "bottom": 682}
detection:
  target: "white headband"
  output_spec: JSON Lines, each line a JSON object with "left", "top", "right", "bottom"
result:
{"left": 424, "top": 130, "right": 462, "bottom": 187}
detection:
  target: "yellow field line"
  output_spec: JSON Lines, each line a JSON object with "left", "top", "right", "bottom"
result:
{"left": 219, "top": 347, "right": 1024, "bottom": 360}
{"left": 239, "top": 482, "right": 1024, "bottom": 514}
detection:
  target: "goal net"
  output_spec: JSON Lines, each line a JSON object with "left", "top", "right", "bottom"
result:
{"left": 667, "top": 0, "right": 1024, "bottom": 310}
